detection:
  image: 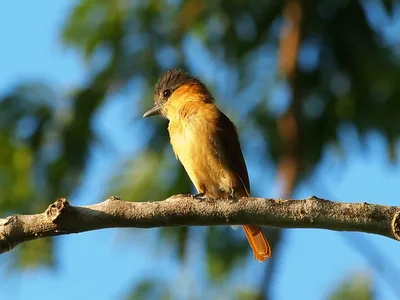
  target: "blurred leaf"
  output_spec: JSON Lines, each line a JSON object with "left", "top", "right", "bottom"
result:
{"left": 234, "top": 289, "right": 260, "bottom": 300}
{"left": 381, "top": 0, "right": 395, "bottom": 15}
{"left": 328, "top": 273, "right": 373, "bottom": 300}
{"left": 17, "top": 239, "right": 54, "bottom": 269}
{"left": 125, "top": 279, "right": 172, "bottom": 300}
{"left": 206, "top": 226, "right": 248, "bottom": 280}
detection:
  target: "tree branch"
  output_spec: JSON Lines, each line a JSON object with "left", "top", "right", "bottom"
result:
{"left": 1, "top": 195, "right": 399, "bottom": 254}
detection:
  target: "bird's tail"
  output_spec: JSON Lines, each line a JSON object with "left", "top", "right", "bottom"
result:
{"left": 242, "top": 225, "right": 272, "bottom": 262}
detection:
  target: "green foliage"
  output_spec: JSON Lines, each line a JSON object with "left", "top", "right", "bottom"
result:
{"left": 0, "top": 84, "right": 59, "bottom": 268}
{"left": 233, "top": 289, "right": 261, "bottom": 300}
{"left": 328, "top": 273, "right": 373, "bottom": 300}
{"left": 206, "top": 226, "right": 248, "bottom": 280}
{"left": 125, "top": 279, "right": 172, "bottom": 300}
{"left": 17, "top": 239, "right": 54, "bottom": 269}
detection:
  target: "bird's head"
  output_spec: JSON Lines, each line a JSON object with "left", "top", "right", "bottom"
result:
{"left": 143, "top": 69, "right": 213, "bottom": 120}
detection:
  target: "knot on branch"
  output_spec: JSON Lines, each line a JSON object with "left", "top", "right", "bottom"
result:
{"left": 392, "top": 210, "right": 400, "bottom": 240}
{"left": 46, "top": 198, "right": 70, "bottom": 223}
{"left": 0, "top": 215, "right": 19, "bottom": 253}
{"left": 0, "top": 232, "right": 12, "bottom": 253}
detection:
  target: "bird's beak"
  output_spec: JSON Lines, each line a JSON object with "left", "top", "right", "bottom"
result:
{"left": 143, "top": 103, "right": 162, "bottom": 118}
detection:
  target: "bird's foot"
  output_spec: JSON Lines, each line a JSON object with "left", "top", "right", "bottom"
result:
{"left": 191, "top": 193, "right": 216, "bottom": 202}
{"left": 228, "top": 188, "right": 237, "bottom": 201}
{"left": 192, "top": 192, "right": 206, "bottom": 200}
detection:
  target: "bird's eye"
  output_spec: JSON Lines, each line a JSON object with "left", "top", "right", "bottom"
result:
{"left": 163, "top": 89, "right": 171, "bottom": 98}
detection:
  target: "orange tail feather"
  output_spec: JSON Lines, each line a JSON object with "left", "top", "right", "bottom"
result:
{"left": 242, "top": 225, "right": 272, "bottom": 262}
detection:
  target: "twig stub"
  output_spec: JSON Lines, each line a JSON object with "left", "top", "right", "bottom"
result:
{"left": 46, "top": 198, "right": 69, "bottom": 223}
{"left": 392, "top": 210, "right": 400, "bottom": 240}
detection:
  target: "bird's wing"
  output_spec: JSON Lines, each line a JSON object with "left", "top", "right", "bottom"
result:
{"left": 215, "top": 110, "right": 271, "bottom": 260}
{"left": 215, "top": 109, "right": 250, "bottom": 196}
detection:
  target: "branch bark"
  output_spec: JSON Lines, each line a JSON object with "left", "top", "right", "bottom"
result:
{"left": 1, "top": 195, "right": 399, "bottom": 254}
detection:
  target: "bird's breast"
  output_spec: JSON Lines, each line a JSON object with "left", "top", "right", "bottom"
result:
{"left": 168, "top": 113, "right": 233, "bottom": 198}
{"left": 168, "top": 114, "right": 212, "bottom": 166}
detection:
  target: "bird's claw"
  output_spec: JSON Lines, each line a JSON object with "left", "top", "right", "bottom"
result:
{"left": 228, "top": 188, "right": 236, "bottom": 200}
{"left": 191, "top": 193, "right": 206, "bottom": 200}
{"left": 191, "top": 193, "right": 217, "bottom": 201}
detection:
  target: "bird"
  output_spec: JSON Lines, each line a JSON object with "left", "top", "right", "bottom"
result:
{"left": 143, "top": 69, "right": 272, "bottom": 261}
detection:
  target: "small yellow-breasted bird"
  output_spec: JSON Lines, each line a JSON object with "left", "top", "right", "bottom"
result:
{"left": 143, "top": 69, "right": 271, "bottom": 261}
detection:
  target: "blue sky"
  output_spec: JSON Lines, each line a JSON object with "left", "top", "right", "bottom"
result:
{"left": 1, "top": 1, "right": 400, "bottom": 300}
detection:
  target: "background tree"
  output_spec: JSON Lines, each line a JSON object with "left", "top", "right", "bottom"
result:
{"left": 1, "top": 0, "right": 400, "bottom": 299}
